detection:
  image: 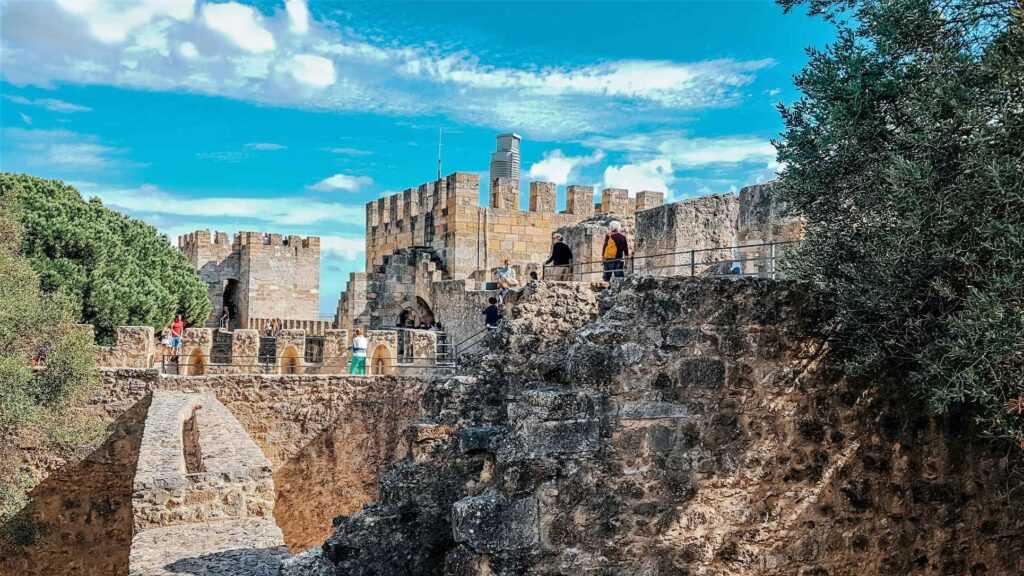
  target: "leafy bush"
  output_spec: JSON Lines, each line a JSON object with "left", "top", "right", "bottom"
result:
{"left": 0, "top": 173, "right": 210, "bottom": 342}
{"left": 776, "top": 1, "right": 1023, "bottom": 443}
{"left": 0, "top": 199, "right": 99, "bottom": 535}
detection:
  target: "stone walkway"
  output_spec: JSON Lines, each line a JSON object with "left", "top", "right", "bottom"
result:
{"left": 128, "top": 519, "right": 288, "bottom": 576}
{"left": 128, "top": 390, "right": 290, "bottom": 575}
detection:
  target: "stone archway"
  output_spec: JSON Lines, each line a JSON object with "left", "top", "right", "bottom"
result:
{"left": 280, "top": 345, "right": 302, "bottom": 375}
{"left": 370, "top": 344, "right": 393, "bottom": 376}
{"left": 187, "top": 348, "right": 206, "bottom": 376}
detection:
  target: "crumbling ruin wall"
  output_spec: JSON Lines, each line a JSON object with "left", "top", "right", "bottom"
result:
{"left": 0, "top": 396, "right": 151, "bottom": 576}
{"left": 2, "top": 370, "right": 426, "bottom": 571}
{"left": 287, "top": 277, "right": 1024, "bottom": 576}
{"left": 634, "top": 193, "right": 739, "bottom": 276}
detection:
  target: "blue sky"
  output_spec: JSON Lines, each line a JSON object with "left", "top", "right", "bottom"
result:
{"left": 0, "top": 0, "right": 834, "bottom": 315}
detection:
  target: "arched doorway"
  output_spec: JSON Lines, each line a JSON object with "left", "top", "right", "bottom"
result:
{"left": 414, "top": 297, "right": 435, "bottom": 328}
{"left": 371, "top": 344, "right": 393, "bottom": 376}
{"left": 188, "top": 348, "right": 206, "bottom": 376}
{"left": 280, "top": 345, "right": 302, "bottom": 375}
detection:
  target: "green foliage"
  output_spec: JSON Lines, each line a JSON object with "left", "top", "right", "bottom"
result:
{"left": 0, "top": 173, "right": 210, "bottom": 342}
{"left": 776, "top": 1, "right": 1024, "bottom": 442}
{"left": 0, "top": 201, "right": 99, "bottom": 542}
{"left": 0, "top": 472, "right": 39, "bottom": 548}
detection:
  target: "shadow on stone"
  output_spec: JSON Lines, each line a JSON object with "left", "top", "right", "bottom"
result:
{"left": 0, "top": 395, "right": 151, "bottom": 576}
{"left": 163, "top": 545, "right": 289, "bottom": 576}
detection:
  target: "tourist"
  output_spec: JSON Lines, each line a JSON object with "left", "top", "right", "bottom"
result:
{"left": 350, "top": 328, "right": 368, "bottom": 375}
{"left": 220, "top": 307, "right": 230, "bottom": 330}
{"left": 495, "top": 258, "right": 518, "bottom": 302}
{"left": 544, "top": 233, "right": 574, "bottom": 281}
{"left": 170, "top": 314, "right": 184, "bottom": 353}
{"left": 482, "top": 297, "right": 502, "bottom": 330}
{"left": 602, "top": 221, "right": 629, "bottom": 281}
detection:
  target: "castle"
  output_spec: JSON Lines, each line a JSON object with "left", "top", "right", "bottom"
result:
{"left": 171, "top": 134, "right": 801, "bottom": 370}
{"left": 177, "top": 230, "right": 329, "bottom": 334}
{"left": 336, "top": 133, "right": 801, "bottom": 350}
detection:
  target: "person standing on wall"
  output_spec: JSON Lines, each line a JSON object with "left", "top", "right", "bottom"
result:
{"left": 544, "top": 233, "right": 574, "bottom": 281}
{"left": 350, "top": 328, "right": 368, "bottom": 375}
{"left": 602, "top": 221, "right": 629, "bottom": 282}
{"left": 170, "top": 314, "right": 185, "bottom": 354}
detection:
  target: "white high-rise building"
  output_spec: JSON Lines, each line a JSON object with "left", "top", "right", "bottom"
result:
{"left": 489, "top": 133, "right": 521, "bottom": 183}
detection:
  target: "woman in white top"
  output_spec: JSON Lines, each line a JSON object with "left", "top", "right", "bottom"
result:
{"left": 350, "top": 328, "right": 368, "bottom": 375}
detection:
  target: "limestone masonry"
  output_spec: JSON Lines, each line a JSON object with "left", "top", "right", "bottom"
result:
{"left": 341, "top": 170, "right": 801, "bottom": 349}
{"left": 179, "top": 230, "right": 322, "bottom": 331}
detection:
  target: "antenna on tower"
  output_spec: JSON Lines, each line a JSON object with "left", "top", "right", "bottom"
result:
{"left": 437, "top": 127, "right": 443, "bottom": 180}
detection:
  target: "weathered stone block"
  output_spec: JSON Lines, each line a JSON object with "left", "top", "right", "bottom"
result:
{"left": 678, "top": 357, "right": 725, "bottom": 389}
{"left": 451, "top": 494, "right": 539, "bottom": 552}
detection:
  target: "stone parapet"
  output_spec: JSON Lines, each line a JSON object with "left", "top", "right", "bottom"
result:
{"left": 565, "top": 185, "right": 595, "bottom": 217}
{"left": 529, "top": 181, "right": 556, "bottom": 213}
{"left": 635, "top": 190, "right": 665, "bottom": 212}
{"left": 96, "top": 326, "right": 156, "bottom": 369}
{"left": 600, "top": 187, "right": 629, "bottom": 215}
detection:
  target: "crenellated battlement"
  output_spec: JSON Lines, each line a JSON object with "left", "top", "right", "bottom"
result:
{"left": 178, "top": 229, "right": 231, "bottom": 251}
{"left": 232, "top": 231, "right": 320, "bottom": 254}
{"left": 364, "top": 170, "right": 663, "bottom": 276}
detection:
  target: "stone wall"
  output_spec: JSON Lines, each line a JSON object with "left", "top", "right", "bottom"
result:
{"left": 295, "top": 277, "right": 1024, "bottom": 576}
{"left": 130, "top": 391, "right": 276, "bottom": 531}
{"left": 95, "top": 325, "right": 156, "bottom": 369}
{"left": 429, "top": 279, "right": 497, "bottom": 353}
{"left": 633, "top": 193, "right": 740, "bottom": 276}
{"left": 178, "top": 230, "right": 321, "bottom": 328}
{"left": 91, "top": 371, "right": 426, "bottom": 553}
{"left": 0, "top": 396, "right": 151, "bottom": 576}
{"left": 364, "top": 171, "right": 658, "bottom": 279}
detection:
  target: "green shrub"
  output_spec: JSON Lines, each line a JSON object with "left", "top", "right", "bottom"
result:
{"left": 777, "top": 0, "right": 1023, "bottom": 443}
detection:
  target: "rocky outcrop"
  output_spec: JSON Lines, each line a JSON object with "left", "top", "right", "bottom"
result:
{"left": 286, "top": 276, "right": 1024, "bottom": 576}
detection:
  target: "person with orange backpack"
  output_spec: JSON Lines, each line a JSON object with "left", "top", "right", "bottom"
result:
{"left": 602, "top": 221, "right": 629, "bottom": 282}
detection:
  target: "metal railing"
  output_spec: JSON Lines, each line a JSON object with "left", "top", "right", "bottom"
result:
{"left": 159, "top": 354, "right": 450, "bottom": 376}
{"left": 541, "top": 240, "right": 798, "bottom": 281}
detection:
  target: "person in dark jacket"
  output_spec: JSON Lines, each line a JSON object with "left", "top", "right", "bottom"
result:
{"left": 482, "top": 297, "right": 502, "bottom": 330}
{"left": 544, "top": 233, "right": 574, "bottom": 281}
{"left": 602, "top": 221, "right": 629, "bottom": 281}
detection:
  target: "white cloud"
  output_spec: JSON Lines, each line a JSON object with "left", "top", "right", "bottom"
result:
{"left": 245, "top": 142, "right": 286, "bottom": 151}
{"left": 3, "top": 128, "right": 123, "bottom": 170}
{"left": 20, "top": 112, "right": 32, "bottom": 125}
{"left": 582, "top": 132, "right": 777, "bottom": 168}
{"left": 0, "top": 1, "right": 774, "bottom": 139}
{"left": 309, "top": 173, "right": 373, "bottom": 192}
{"left": 287, "top": 54, "right": 335, "bottom": 87}
{"left": 323, "top": 147, "right": 371, "bottom": 156}
{"left": 6, "top": 95, "right": 92, "bottom": 113}
{"left": 528, "top": 149, "right": 605, "bottom": 185}
{"left": 320, "top": 235, "right": 365, "bottom": 262}
{"left": 55, "top": 0, "right": 194, "bottom": 43}
{"left": 179, "top": 41, "right": 199, "bottom": 59}
{"left": 659, "top": 137, "right": 776, "bottom": 167}
{"left": 400, "top": 57, "right": 773, "bottom": 108}
{"left": 200, "top": 1, "right": 275, "bottom": 53}
{"left": 603, "top": 159, "right": 673, "bottom": 193}
{"left": 91, "top": 183, "right": 365, "bottom": 227}
{"left": 285, "top": 0, "right": 310, "bottom": 35}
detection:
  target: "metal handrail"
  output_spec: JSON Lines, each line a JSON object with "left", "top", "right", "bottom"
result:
{"left": 541, "top": 239, "right": 798, "bottom": 280}
{"left": 158, "top": 354, "right": 447, "bottom": 375}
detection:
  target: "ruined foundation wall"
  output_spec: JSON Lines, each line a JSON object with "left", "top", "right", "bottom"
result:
{"left": 294, "top": 278, "right": 1024, "bottom": 576}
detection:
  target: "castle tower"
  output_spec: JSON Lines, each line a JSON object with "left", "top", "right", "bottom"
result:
{"left": 489, "top": 133, "right": 521, "bottom": 185}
